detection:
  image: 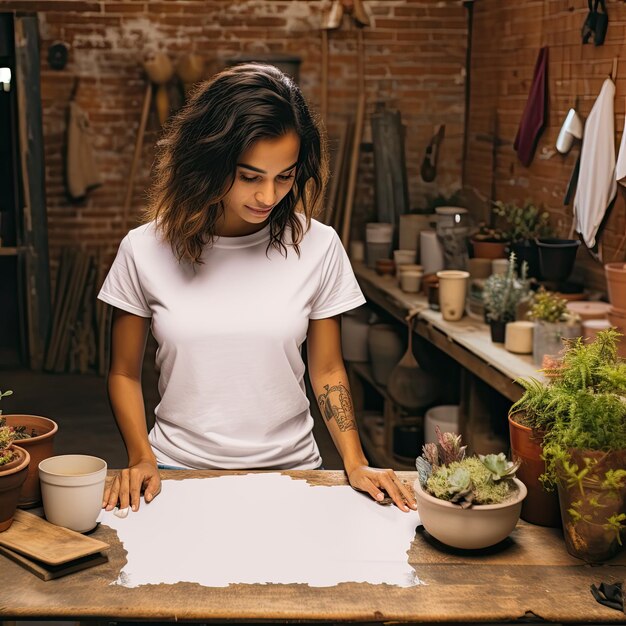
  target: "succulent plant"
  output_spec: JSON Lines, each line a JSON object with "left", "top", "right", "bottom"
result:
{"left": 482, "top": 252, "right": 531, "bottom": 323}
{"left": 0, "top": 422, "right": 17, "bottom": 466}
{"left": 527, "top": 287, "right": 572, "bottom": 323}
{"left": 416, "top": 431, "right": 520, "bottom": 508}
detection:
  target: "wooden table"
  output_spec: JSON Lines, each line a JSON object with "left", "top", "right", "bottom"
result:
{"left": 1, "top": 470, "right": 625, "bottom": 624}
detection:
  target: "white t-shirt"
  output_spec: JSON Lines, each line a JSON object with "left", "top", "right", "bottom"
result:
{"left": 97, "top": 216, "right": 366, "bottom": 470}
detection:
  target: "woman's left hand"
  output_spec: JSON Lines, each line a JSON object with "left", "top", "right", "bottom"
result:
{"left": 347, "top": 465, "right": 418, "bottom": 512}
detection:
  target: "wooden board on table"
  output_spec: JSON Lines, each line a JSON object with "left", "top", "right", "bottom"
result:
{"left": 0, "top": 509, "right": 109, "bottom": 566}
{"left": 0, "top": 544, "right": 108, "bottom": 580}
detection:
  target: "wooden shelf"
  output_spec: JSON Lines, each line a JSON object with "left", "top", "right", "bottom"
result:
{"left": 359, "top": 420, "right": 415, "bottom": 471}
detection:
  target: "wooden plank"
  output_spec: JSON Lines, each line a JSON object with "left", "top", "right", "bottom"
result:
{"left": 44, "top": 246, "right": 72, "bottom": 370}
{"left": 0, "top": 510, "right": 109, "bottom": 566}
{"left": 14, "top": 15, "right": 51, "bottom": 370}
{"left": 0, "top": 1, "right": 100, "bottom": 11}
{"left": 0, "top": 545, "right": 108, "bottom": 581}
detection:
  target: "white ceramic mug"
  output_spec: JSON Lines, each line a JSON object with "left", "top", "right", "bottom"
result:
{"left": 400, "top": 270, "right": 423, "bottom": 293}
{"left": 436, "top": 270, "right": 470, "bottom": 321}
{"left": 39, "top": 455, "right": 107, "bottom": 533}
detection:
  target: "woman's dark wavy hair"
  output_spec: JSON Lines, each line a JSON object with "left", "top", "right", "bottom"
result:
{"left": 144, "top": 63, "right": 328, "bottom": 264}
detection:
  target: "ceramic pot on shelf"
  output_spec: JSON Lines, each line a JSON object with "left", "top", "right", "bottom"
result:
{"left": 605, "top": 263, "right": 626, "bottom": 309}
{"left": 367, "top": 324, "right": 404, "bottom": 387}
{"left": 536, "top": 238, "right": 580, "bottom": 282}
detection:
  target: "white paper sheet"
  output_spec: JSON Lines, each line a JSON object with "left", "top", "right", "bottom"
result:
{"left": 99, "top": 473, "right": 421, "bottom": 588}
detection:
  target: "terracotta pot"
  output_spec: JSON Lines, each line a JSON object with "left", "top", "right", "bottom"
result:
{"left": 557, "top": 449, "right": 626, "bottom": 563}
{"left": 508, "top": 415, "right": 561, "bottom": 527}
{"left": 0, "top": 445, "right": 30, "bottom": 532}
{"left": 471, "top": 239, "right": 508, "bottom": 260}
{"left": 413, "top": 477, "right": 527, "bottom": 549}
{"left": 605, "top": 262, "right": 626, "bottom": 309}
{"left": 2, "top": 415, "right": 58, "bottom": 507}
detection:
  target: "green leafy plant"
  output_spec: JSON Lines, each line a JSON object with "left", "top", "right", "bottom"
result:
{"left": 472, "top": 222, "right": 508, "bottom": 242}
{"left": 527, "top": 288, "right": 571, "bottom": 323}
{"left": 482, "top": 252, "right": 531, "bottom": 323}
{"left": 416, "top": 428, "right": 520, "bottom": 508}
{"left": 509, "top": 329, "right": 626, "bottom": 545}
{"left": 492, "top": 199, "right": 552, "bottom": 243}
{"left": 0, "top": 390, "right": 34, "bottom": 440}
{"left": 0, "top": 389, "right": 17, "bottom": 467}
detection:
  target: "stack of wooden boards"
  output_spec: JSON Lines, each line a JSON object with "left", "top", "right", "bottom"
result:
{"left": 44, "top": 247, "right": 112, "bottom": 375}
{"left": 0, "top": 509, "right": 109, "bottom": 580}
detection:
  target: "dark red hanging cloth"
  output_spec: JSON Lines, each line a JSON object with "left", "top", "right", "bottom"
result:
{"left": 514, "top": 47, "right": 549, "bottom": 167}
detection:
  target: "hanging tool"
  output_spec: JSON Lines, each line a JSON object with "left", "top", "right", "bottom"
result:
{"left": 420, "top": 124, "right": 445, "bottom": 183}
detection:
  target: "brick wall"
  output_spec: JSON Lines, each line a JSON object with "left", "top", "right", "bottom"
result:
{"left": 464, "top": 0, "right": 626, "bottom": 292}
{"left": 32, "top": 0, "right": 467, "bottom": 275}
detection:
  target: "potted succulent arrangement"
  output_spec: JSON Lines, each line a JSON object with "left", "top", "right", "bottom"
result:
{"left": 492, "top": 199, "right": 552, "bottom": 279}
{"left": 0, "top": 390, "right": 58, "bottom": 508}
{"left": 509, "top": 329, "right": 626, "bottom": 563}
{"left": 527, "top": 288, "right": 582, "bottom": 366}
{"left": 470, "top": 223, "right": 509, "bottom": 259}
{"left": 0, "top": 389, "right": 30, "bottom": 532}
{"left": 482, "top": 252, "right": 531, "bottom": 343}
{"left": 414, "top": 428, "right": 526, "bottom": 549}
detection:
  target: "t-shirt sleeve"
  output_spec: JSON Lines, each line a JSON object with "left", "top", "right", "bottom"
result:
{"left": 309, "top": 230, "right": 366, "bottom": 319}
{"left": 97, "top": 234, "right": 152, "bottom": 317}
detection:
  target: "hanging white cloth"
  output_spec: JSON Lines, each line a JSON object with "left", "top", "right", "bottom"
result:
{"left": 615, "top": 98, "right": 626, "bottom": 186}
{"left": 573, "top": 77, "right": 617, "bottom": 248}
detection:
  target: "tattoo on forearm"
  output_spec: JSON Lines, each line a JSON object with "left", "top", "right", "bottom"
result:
{"left": 317, "top": 383, "right": 357, "bottom": 432}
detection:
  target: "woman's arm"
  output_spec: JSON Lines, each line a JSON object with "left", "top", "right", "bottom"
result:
{"left": 103, "top": 307, "right": 161, "bottom": 512}
{"left": 306, "top": 316, "right": 416, "bottom": 512}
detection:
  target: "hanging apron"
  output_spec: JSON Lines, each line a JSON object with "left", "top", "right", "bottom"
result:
{"left": 573, "top": 77, "right": 616, "bottom": 248}
{"left": 67, "top": 100, "right": 101, "bottom": 200}
{"left": 514, "top": 47, "right": 549, "bottom": 167}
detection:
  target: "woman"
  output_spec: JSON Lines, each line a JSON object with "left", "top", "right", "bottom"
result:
{"left": 99, "top": 63, "right": 416, "bottom": 515}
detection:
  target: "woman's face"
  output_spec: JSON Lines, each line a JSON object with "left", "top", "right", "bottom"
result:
{"left": 219, "top": 130, "right": 301, "bottom": 236}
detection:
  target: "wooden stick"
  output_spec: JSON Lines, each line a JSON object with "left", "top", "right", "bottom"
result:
{"left": 122, "top": 82, "right": 152, "bottom": 233}
{"left": 321, "top": 29, "right": 328, "bottom": 123}
{"left": 324, "top": 120, "right": 349, "bottom": 225}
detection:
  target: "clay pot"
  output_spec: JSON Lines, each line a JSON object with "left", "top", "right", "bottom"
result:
{"left": 0, "top": 445, "right": 30, "bottom": 532}
{"left": 605, "top": 262, "right": 626, "bottom": 309}
{"left": 413, "top": 477, "right": 527, "bottom": 549}
{"left": 341, "top": 307, "right": 370, "bottom": 362}
{"left": 470, "top": 239, "right": 508, "bottom": 259}
{"left": 565, "top": 301, "right": 611, "bottom": 321}
{"left": 508, "top": 415, "right": 561, "bottom": 527}
{"left": 2, "top": 415, "right": 57, "bottom": 507}
{"left": 557, "top": 449, "right": 626, "bottom": 563}
{"left": 437, "top": 270, "right": 469, "bottom": 322}
{"left": 504, "top": 321, "right": 534, "bottom": 354}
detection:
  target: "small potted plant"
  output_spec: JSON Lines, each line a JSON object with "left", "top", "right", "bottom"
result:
{"left": 492, "top": 199, "right": 552, "bottom": 278}
{"left": 482, "top": 252, "right": 531, "bottom": 342}
{"left": 413, "top": 428, "right": 526, "bottom": 549}
{"left": 0, "top": 390, "right": 58, "bottom": 508}
{"left": 470, "top": 222, "right": 509, "bottom": 259}
{"left": 510, "top": 330, "right": 626, "bottom": 562}
{"left": 0, "top": 389, "right": 30, "bottom": 532}
{"left": 527, "top": 288, "right": 581, "bottom": 366}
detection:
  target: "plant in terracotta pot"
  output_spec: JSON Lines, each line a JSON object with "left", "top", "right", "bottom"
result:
{"left": 510, "top": 329, "right": 626, "bottom": 563}
{"left": 482, "top": 253, "right": 531, "bottom": 343}
{"left": 470, "top": 222, "right": 509, "bottom": 259}
{"left": 0, "top": 390, "right": 58, "bottom": 508}
{"left": 413, "top": 428, "right": 526, "bottom": 549}
{"left": 492, "top": 199, "right": 552, "bottom": 278}
{"left": 0, "top": 390, "right": 30, "bottom": 532}
{"left": 527, "top": 288, "right": 582, "bottom": 366}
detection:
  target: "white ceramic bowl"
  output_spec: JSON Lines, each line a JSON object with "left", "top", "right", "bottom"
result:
{"left": 414, "top": 477, "right": 527, "bottom": 549}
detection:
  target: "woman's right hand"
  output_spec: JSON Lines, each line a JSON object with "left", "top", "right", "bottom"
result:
{"left": 102, "top": 459, "right": 161, "bottom": 513}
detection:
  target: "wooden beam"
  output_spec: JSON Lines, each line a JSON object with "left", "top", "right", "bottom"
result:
{"left": 0, "top": 1, "right": 100, "bottom": 12}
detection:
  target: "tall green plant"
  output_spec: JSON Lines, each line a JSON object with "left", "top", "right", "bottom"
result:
{"left": 482, "top": 252, "right": 531, "bottom": 323}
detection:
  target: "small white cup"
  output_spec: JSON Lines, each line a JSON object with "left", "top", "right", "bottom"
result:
{"left": 39, "top": 455, "right": 107, "bottom": 533}
{"left": 400, "top": 270, "right": 423, "bottom": 293}
{"left": 393, "top": 249, "right": 417, "bottom": 267}
{"left": 349, "top": 240, "right": 365, "bottom": 262}
{"left": 505, "top": 321, "right": 534, "bottom": 354}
